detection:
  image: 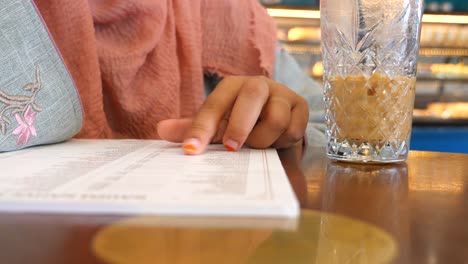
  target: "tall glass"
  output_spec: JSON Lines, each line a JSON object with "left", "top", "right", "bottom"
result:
{"left": 320, "top": 0, "right": 424, "bottom": 163}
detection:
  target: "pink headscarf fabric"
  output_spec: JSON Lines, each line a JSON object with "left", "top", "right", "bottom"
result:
{"left": 34, "top": 0, "right": 277, "bottom": 139}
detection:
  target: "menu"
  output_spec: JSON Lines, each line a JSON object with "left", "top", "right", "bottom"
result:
{"left": 0, "top": 140, "right": 299, "bottom": 218}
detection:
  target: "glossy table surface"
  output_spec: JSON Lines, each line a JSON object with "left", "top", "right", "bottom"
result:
{"left": 0, "top": 145, "right": 467, "bottom": 264}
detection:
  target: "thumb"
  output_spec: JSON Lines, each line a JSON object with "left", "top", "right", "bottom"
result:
{"left": 157, "top": 118, "right": 193, "bottom": 142}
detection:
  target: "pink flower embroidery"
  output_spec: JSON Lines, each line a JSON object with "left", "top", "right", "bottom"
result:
{"left": 12, "top": 105, "right": 37, "bottom": 145}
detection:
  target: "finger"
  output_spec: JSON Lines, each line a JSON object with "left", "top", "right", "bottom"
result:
{"left": 157, "top": 116, "right": 231, "bottom": 144}
{"left": 157, "top": 118, "right": 192, "bottom": 142}
{"left": 222, "top": 77, "right": 270, "bottom": 151}
{"left": 211, "top": 111, "right": 231, "bottom": 144}
{"left": 273, "top": 97, "right": 309, "bottom": 149}
{"left": 245, "top": 96, "right": 292, "bottom": 149}
{"left": 183, "top": 76, "right": 244, "bottom": 155}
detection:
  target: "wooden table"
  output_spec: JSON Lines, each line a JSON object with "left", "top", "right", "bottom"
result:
{"left": 0, "top": 146, "right": 467, "bottom": 264}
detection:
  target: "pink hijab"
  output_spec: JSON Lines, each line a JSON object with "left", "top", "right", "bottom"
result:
{"left": 34, "top": 0, "right": 277, "bottom": 139}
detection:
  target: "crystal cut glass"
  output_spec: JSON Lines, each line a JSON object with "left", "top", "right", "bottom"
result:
{"left": 321, "top": 0, "right": 424, "bottom": 163}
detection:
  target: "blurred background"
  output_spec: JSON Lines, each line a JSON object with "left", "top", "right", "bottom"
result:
{"left": 260, "top": 0, "right": 468, "bottom": 154}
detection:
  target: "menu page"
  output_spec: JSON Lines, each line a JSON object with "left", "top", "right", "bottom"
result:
{"left": 0, "top": 140, "right": 299, "bottom": 218}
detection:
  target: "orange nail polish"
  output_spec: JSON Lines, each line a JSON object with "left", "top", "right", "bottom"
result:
{"left": 224, "top": 139, "right": 239, "bottom": 151}
{"left": 183, "top": 143, "right": 197, "bottom": 153}
{"left": 183, "top": 138, "right": 201, "bottom": 155}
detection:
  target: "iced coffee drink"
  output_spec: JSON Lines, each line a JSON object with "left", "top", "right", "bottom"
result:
{"left": 324, "top": 74, "right": 416, "bottom": 161}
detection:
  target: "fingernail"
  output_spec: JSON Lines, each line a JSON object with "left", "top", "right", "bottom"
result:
{"left": 224, "top": 139, "right": 239, "bottom": 151}
{"left": 183, "top": 138, "right": 201, "bottom": 155}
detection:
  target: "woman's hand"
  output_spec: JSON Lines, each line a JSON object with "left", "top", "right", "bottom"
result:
{"left": 157, "top": 76, "right": 309, "bottom": 155}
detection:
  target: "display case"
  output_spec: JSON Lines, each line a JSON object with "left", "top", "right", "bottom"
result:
{"left": 264, "top": 7, "right": 468, "bottom": 152}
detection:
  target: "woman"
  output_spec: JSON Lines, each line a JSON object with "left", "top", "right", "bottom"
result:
{"left": 8, "top": 0, "right": 325, "bottom": 154}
